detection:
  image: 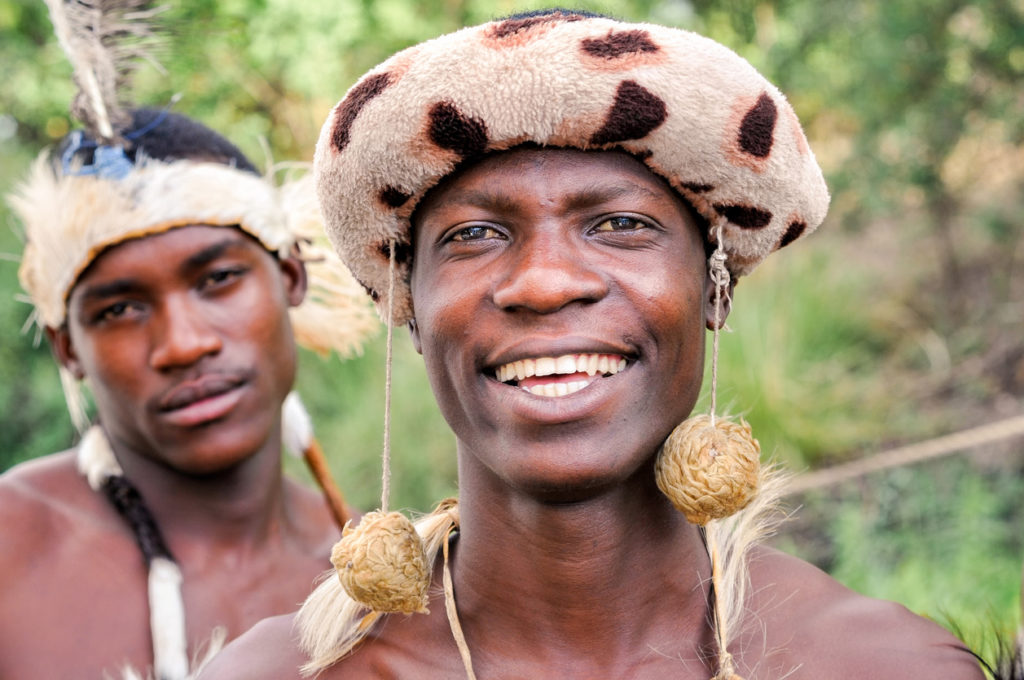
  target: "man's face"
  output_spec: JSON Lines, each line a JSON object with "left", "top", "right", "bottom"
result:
{"left": 410, "top": 148, "right": 713, "bottom": 501}
{"left": 53, "top": 225, "right": 305, "bottom": 474}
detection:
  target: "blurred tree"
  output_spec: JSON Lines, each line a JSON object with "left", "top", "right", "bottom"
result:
{"left": 690, "top": 0, "right": 1024, "bottom": 426}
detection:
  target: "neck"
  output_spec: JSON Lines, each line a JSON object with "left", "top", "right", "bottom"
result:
{"left": 100, "top": 425, "right": 289, "bottom": 552}
{"left": 451, "top": 462, "right": 714, "bottom": 670}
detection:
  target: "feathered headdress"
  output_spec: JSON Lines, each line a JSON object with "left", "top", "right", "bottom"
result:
{"left": 45, "top": 0, "right": 163, "bottom": 148}
{"left": 9, "top": 5, "right": 377, "bottom": 678}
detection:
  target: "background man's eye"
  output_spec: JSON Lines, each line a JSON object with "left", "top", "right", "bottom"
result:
{"left": 203, "top": 268, "right": 244, "bottom": 287}
{"left": 101, "top": 302, "right": 130, "bottom": 320}
{"left": 451, "top": 225, "right": 501, "bottom": 241}
{"left": 96, "top": 301, "right": 139, "bottom": 323}
{"left": 593, "top": 216, "right": 645, "bottom": 232}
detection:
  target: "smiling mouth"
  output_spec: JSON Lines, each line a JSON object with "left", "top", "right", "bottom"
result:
{"left": 493, "top": 353, "right": 628, "bottom": 397}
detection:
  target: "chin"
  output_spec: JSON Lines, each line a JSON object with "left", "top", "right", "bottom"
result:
{"left": 161, "top": 423, "right": 272, "bottom": 476}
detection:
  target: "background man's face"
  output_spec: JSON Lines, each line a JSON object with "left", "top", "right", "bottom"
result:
{"left": 410, "top": 148, "right": 711, "bottom": 501}
{"left": 54, "top": 225, "right": 305, "bottom": 473}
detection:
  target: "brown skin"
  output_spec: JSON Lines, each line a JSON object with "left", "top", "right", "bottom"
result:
{"left": 0, "top": 225, "right": 341, "bottom": 679}
{"left": 199, "top": 150, "right": 982, "bottom": 679}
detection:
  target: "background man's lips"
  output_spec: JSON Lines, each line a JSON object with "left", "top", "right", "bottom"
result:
{"left": 159, "top": 374, "right": 246, "bottom": 411}
{"left": 159, "top": 387, "right": 245, "bottom": 428}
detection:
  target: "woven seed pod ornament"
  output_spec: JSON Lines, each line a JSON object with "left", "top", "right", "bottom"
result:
{"left": 330, "top": 510, "right": 430, "bottom": 614}
{"left": 329, "top": 245, "right": 432, "bottom": 615}
{"left": 655, "top": 226, "right": 760, "bottom": 528}
{"left": 655, "top": 415, "right": 760, "bottom": 526}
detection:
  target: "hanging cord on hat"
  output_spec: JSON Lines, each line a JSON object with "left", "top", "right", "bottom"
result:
{"left": 328, "top": 241, "right": 432, "bottom": 616}
{"left": 705, "top": 224, "right": 741, "bottom": 680}
{"left": 381, "top": 242, "right": 397, "bottom": 513}
{"left": 708, "top": 232, "right": 731, "bottom": 429}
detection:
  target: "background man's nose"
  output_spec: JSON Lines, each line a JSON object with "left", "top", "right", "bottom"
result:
{"left": 149, "top": 296, "right": 222, "bottom": 370}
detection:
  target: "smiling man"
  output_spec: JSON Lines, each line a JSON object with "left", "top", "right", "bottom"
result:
{"left": 0, "top": 107, "right": 374, "bottom": 679}
{"left": 200, "top": 10, "right": 985, "bottom": 679}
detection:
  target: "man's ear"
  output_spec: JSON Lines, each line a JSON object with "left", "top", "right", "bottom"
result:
{"left": 46, "top": 325, "right": 85, "bottom": 380}
{"left": 408, "top": 317, "right": 422, "bottom": 355}
{"left": 279, "top": 254, "right": 308, "bottom": 308}
{"left": 703, "top": 273, "right": 736, "bottom": 331}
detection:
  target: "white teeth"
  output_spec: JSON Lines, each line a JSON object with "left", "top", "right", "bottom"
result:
{"left": 535, "top": 357, "right": 556, "bottom": 377}
{"left": 523, "top": 379, "right": 593, "bottom": 397}
{"left": 555, "top": 355, "right": 576, "bottom": 374}
{"left": 497, "top": 353, "right": 628, "bottom": 386}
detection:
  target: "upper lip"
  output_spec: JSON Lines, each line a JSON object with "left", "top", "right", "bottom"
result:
{"left": 157, "top": 372, "right": 247, "bottom": 412}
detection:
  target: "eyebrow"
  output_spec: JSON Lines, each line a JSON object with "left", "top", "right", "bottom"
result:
{"left": 179, "top": 237, "right": 249, "bottom": 272}
{"left": 562, "top": 182, "right": 665, "bottom": 211}
{"left": 78, "top": 278, "right": 145, "bottom": 302}
{"left": 77, "top": 236, "right": 251, "bottom": 303}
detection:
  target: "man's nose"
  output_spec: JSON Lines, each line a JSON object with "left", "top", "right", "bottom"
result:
{"left": 148, "top": 295, "right": 222, "bottom": 370}
{"left": 491, "top": 232, "right": 608, "bottom": 314}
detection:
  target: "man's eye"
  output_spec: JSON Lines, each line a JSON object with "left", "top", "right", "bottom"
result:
{"left": 95, "top": 301, "right": 137, "bottom": 322}
{"left": 450, "top": 225, "right": 502, "bottom": 242}
{"left": 592, "top": 216, "right": 647, "bottom": 232}
{"left": 201, "top": 267, "right": 245, "bottom": 288}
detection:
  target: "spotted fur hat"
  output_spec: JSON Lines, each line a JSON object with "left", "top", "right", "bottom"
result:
{"left": 315, "top": 10, "right": 830, "bottom": 324}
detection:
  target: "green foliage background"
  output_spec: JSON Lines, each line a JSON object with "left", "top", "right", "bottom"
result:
{"left": 1, "top": 0, "right": 1022, "bottom": 654}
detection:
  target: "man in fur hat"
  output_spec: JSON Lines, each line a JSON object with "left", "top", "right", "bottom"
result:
{"left": 0, "top": 105, "right": 375, "bottom": 679}
{"left": 200, "top": 10, "right": 985, "bottom": 680}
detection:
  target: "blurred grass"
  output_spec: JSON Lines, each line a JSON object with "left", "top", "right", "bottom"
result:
{"left": 774, "top": 454, "right": 1023, "bottom": 646}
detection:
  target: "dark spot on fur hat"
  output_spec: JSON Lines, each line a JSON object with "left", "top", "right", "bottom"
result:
{"left": 427, "top": 102, "right": 489, "bottom": 159}
{"left": 778, "top": 220, "right": 807, "bottom": 248}
{"left": 378, "top": 186, "right": 412, "bottom": 208}
{"left": 590, "top": 80, "right": 667, "bottom": 146}
{"left": 713, "top": 203, "right": 773, "bottom": 229}
{"left": 332, "top": 72, "right": 394, "bottom": 153}
{"left": 581, "top": 30, "right": 659, "bottom": 59}
{"left": 738, "top": 92, "right": 777, "bottom": 159}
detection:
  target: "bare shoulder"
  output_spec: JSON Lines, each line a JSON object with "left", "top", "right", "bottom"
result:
{"left": 744, "top": 546, "right": 983, "bottom": 679}
{"left": 0, "top": 451, "right": 103, "bottom": 558}
{"left": 197, "top": 613, "right": 306, "bottom": 680}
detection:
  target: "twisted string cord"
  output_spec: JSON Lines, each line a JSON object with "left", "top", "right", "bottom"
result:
{"left": 707, "top": 223, "right": 741, "bottom": 680}
{"left": 708, "top": 225, "right": 731, "bottom": 428}
{"left": 381, "top": 242, "right": 396, "bottom": 513}
{"left": 442, "top": 531, "right": 477, "bottom": 680}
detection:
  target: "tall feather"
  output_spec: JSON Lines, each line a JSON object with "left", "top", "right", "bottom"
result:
{"left": 44, "top": 0, "right": 164, "bottom": 144}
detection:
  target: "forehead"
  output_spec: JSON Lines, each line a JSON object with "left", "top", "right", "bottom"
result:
{"left": 68, "top": 225, "right": 265, "bottom": 298}
{"left": 416, "top": 147, "right": 685, "bottom": 217}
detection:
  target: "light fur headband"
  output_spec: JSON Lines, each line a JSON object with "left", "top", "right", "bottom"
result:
{"left": 12, "top": 153, "right": 375, "bottom": 348}
{"left": 15, "top": 156, "right": 285, "bottom": 328}
{"left": 314, "top": 11, "right": 830, "bottom": 324}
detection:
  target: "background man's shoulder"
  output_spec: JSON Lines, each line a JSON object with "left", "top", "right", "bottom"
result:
{"left": 0, "top": 450, "right": 112, "bottom": 563}
{"left": 748, "top": 547, "right": 985, "bottom": 679}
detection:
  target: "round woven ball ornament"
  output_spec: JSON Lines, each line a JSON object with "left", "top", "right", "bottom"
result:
{"left": 654, "top": 414, "right": 761, "bottom": 526}
{"left": 330, "top": 510, "right": 430, "bottom": 614}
